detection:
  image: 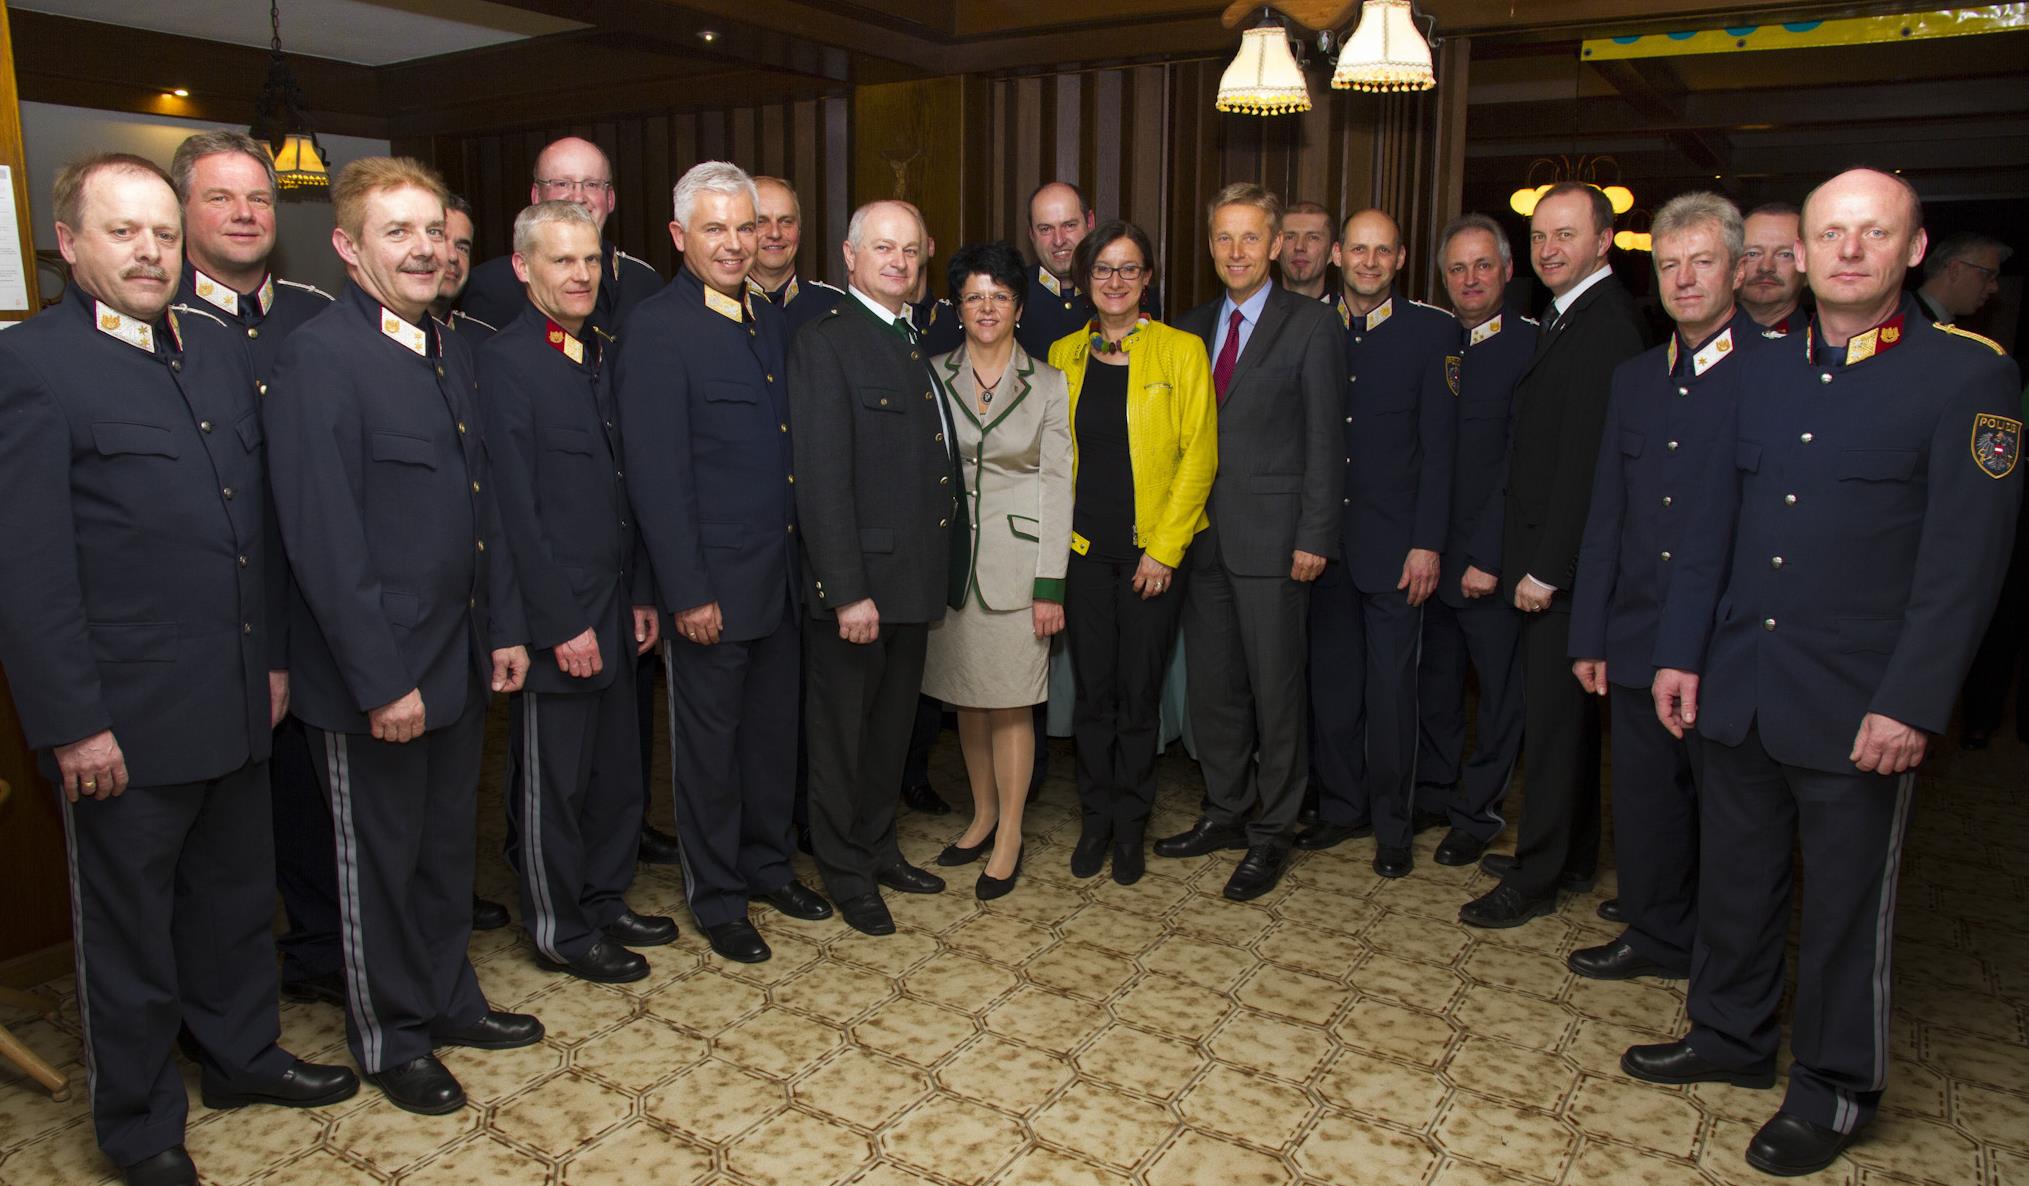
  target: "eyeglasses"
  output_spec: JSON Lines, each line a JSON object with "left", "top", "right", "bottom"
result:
{"left": 1954, "top": 259, "right": 1999, "bottom": 281}
{"left": 536, "top": 177, "right": 614, "bottom": 196}
{"left": 1090, "top": 263, "right": 1146, "bottom": 281}
{"left": 959, "top": 292, "right": 1017, "bottom": 308}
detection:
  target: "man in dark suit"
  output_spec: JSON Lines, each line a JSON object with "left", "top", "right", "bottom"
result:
{"left": 0, "top": 153, "right": 356, "bottom": 1186}
{"left": 266, "top": 157, "right": 540, "bottom": 1116}
{"left": 789, "top": 199, "right": 964, "bottom": 936}
{"left": 1158, "top": 183, "right": 1345, "bottom": 902}
{"left": 622, "top": 163, "right": 832, "bottom": 962}
{"left": 1633, "top": 168, "right": 2022, "bottom": 1177}
{"left": 478, "top": 199, "right": 677, "bottom": 988}
{"left": 1461, "top": 181, "right": 1647, "bottom": 929}
{"left": 1304, "top": 208, "right": 1456, "bottom": 878}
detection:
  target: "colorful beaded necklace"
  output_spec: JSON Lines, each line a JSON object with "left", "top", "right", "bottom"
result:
{"left": 1088, "top": 315, "right": 1151, "bottom": 356}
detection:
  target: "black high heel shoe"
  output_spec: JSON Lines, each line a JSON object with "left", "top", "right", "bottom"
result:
{"left": 936, "top": 825, "right": 997, "bottom": 867}
{"left": 976, "top": 848, "right": 1024, "bottom": 901}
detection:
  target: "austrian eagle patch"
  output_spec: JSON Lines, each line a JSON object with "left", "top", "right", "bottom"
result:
{"left": 1444, "top": 354, "right": 1461, "bottom": 397}
{"left": 1973, "top": 413, "right": 2022, "bottom": 479}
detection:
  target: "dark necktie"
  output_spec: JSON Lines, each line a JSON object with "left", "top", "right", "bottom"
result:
{"left": 1213, "top": 308, "right": 1244, "bottom": 403}
{"left": 1539, "top": 305, "right": 1562, "bottom": 344}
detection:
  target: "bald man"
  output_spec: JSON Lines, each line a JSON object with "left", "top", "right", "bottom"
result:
{"left": 1016, "top": 181, "right": 1160, "bottom": 357}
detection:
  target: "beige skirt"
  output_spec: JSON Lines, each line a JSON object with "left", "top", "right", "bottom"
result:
{"left": 922, "top": 596, "right": 1049, "bottom": 709}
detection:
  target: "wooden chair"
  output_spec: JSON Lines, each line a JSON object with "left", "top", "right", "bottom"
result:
{"left": 0, "top": 778, "right": 71, "bottom": 1100}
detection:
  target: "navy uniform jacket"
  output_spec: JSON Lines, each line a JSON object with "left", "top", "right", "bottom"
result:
{"left": 619, "top": 270, "right": 799, "bottom": 642}
{"left": 1341, "top": 293, "right": 1458, "bottom": 593}
{"left": 1016, "top": 265, "right": 1163, "bottom": 359}
{"left": 1656, "top": 297, "right": 2023, "bottom": 771}
{"left": 771, "top": 277, "right": 848, "bottom": 344}
{"left": 1436, "top": 313, "right": 1536, "bottom": 608}
{"left": 0, "top": 286, "right": 276, "bottom": 783}
{"left": 912, "top": 293, "right": 965, "bottom": 358}
{"left": 1571, "top": 307, "right": 1768, "bottom": 688}
{"left": 476, "top": 303, "right": 642, "bottom": 693}
{"left": 463, "top": 242, "right": 661, "bottom": 341}
{"left": 179, "top": 261, "right": 332, "bottom": 390}
{"left": 265, "top": 282, "right": 524, "bottom": 734}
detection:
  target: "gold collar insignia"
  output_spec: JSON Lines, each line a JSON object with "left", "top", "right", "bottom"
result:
{"left": 380, "top": 306, "right": 429, "bottom": 356}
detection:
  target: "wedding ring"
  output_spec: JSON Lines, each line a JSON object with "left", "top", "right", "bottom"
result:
{"left": 84, "top": 779, "right": 97, "bottom": 787}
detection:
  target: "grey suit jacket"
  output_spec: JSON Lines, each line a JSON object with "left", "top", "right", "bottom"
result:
{"left": 1177, "top": 284, "right": 1346, "bottom": 576}
{"left": 934, "top": 342, "right": 1074, "bottom": 610}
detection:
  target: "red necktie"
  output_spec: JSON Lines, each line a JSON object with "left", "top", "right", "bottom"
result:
{"left": 1213, "top": 308, "right": 1244, "bottom": 404}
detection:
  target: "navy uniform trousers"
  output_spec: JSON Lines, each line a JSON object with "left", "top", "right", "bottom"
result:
{"left": 1308, "top": 565, "right": 1421, "bottom": 842}
{"left": 1414, "top": 596, "right": 1523, "bottom": 841}
{"left": 1609, "top": 684, "right": 1700, "bottom": 969}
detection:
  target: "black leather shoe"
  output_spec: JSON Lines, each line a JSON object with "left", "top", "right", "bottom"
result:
{"left": 1597, "top": 897, "right": 1626, "bottom": 923}
{"left": 1478, "top": 851, "right": 1595, "bottom": 892}
{"left": 1433, "top": 828, "right": 1488, "bottom": 866}
{"left": 603, "top": 910, "right": 679, "bottom": 948}
{"left": 1223, "top": 845, "right": 1290, "bottom": 901}
{"left": 1459, "top": 882, "right": 1556, "bottom": 929}
{"left": 1621, "top": 1040, "right": 1776, "bottom": 1089}
{"left": 1293, "top": 819, "right": 1372, "bottom": 851}
{"left": 901, "top": 782, "right": 952, "bottom": 815}
{"left": 936, "top": 826, "right": 996, "bottom": 867}
{"left": 1154, "top": 816, "right": 1249, "bottom": 859}
{"left": 754, "top": 880, "right": 833, "bottom": 920}
{"left": 280, "top": 971, "right": 345, "bottom": 1008}
{"left": 1746, "top": 1112, "right": 1858, "bottom": 1177}
{"left": 705, "top": 920, "right": 772, "bottom": 963}
{"left": 123, "top": 1146, "right": 197, "bottom": 1186}
{"left": 1373, "top": 846, "right": 1413, "bottom": 879}
{"left": 1411, "top": 809, "right": 1450, "bottom": 834}
{"left": 367, "top": 1055, "right": 465, "bottom": 1115}
{"left": 1569, "top": 939, "right": 1683, "bottom": 981}
{"left": 471, "top": 895, "right": 510, "bottom": 931}
{"left": 433, "top": 1010, "right": 543, "bottom": 1050}
{"left": 201, "top": 1058, "right": 359, "bottom": 1109}
{"left": 539, "top": 938, "right": 648, "bottom": 984}
{"left": 1070, "top": 830, "right": 1109, "bottom": 879}
{"left": 876, "top": 862, "right": 946, "bottom": 894}
{"left": 838, "top": 893, "right": 895, "bottom": 936}
{"left": 1111, "top": 837, "right": 1145, "bottom": 886}
{"left": 638, "top": 825, "right": 685, "bottom": 865}
{"left": 976, "top": 850, "right": 1023, "bottom": 901}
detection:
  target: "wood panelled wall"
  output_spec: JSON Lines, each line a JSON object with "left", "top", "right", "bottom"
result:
{"left": 400, "top": 95, "right": 852, "bottom": 283}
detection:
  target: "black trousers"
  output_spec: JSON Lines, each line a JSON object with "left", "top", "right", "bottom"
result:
{"left": 309, "top": 691, "right": 490, "bottom": 1073}
{"left": 1066, "top": 552, "right": 1187, "bottom": 841}
{"left": 635, "top": 647, "right": 660, "bottom": 819}
{"left": 507, "top": 673, "right": 643, "bottom": 963}
{"left": 664, "top": 611, "right": 800, "bottom": 927}
{"left": 803, "top": 617, "right": 926, "bottom": 901}
{"left": 1503, "top": 607, "right": 1602, "bottom": 899}
{"left": 1309, "top": 563, "right": 1422, "bottom": 848}
{"left": 1415, "top": 596, "right": 1524, "bottom": 841}
{"left": 1608, "top": 682, "right": 1701, "bottom": 971}
{"left": 270, "top": 716, "right": 341, "bottom": 983}
{"left": 1687, "top": 724, "right": 1915, "bottom": 1135}
{"left": 61, "top": 760, "right": 292, "bottom": 1166}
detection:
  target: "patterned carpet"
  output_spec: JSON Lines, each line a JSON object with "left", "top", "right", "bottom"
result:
{"left": 2, "top": 694, "right": 2026, "bottom": 1186}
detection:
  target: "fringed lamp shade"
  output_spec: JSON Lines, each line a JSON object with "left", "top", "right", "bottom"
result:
{"left": 269, "top": 132, "right": 328, "bottom": 197}
{"left": 1216, "top": 25, "right": 1313, "bottom": 115}
{"left": 1332, "top": 0, "right": 1435, "bottom": 93}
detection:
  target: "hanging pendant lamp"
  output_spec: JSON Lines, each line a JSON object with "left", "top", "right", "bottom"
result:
{"left": 1217, "top": 22, "right": 1313, "bottom": 115}
{"left": 1332, "top": 0, "right": 1436, "bottom": 93}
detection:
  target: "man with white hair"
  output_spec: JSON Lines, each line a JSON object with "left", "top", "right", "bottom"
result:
{"left": 619, "top": 163, "right": 829, "bottom": 963}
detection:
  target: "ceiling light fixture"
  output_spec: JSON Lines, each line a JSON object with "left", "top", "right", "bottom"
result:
{"left": 169, "top": 88, "right": 190, "bottom": 98}
{"left": 249, "top": 0, "right": 328, "bottom": 201}
{"left": 1216, "top": 14, "right": 1312, "bottom": 116}
{"left": 699, "top": 30, "right": 719, "bottom": 43}
{"left": 1508, "top": 155, "right": 1635, "bottom": 218}
{"left": 1332, "top": 0, "right": 1436, "bottom": 92}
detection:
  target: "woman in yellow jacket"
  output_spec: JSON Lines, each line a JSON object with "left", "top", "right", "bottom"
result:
{"left": 1048, "top": 220, "right": 1217, "bottom": 886}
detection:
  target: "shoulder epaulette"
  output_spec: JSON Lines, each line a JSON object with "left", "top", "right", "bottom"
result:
{"left": 808, "top": 280, "right": 846, "bottom": 296}
{"left": 274, "top": 278, "right": 335, "bottom": 301}
{"left": 1932, "top": 321, "right": 2007, "bottom": 356}
{"left": 450, "top": 309, "right": 498, "bottom": 334}
{"left": 1408, "top": 297, "right": 1450, "bottom": 315}
{"left": 593, "top": 326, "right": 616, "bottom": 344}
{"left": 1518, "top": 315, "right": 1540, "bottom": 326}
{"left": 168, "top": 303, "right": 228, "bottom": 329}
{"left": 616, "top": 249, "right": 657, "bottom": 273}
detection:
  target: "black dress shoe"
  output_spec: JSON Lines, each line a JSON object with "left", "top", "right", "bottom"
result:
{"left": 1153, "top": 816, "right": 1248, "bottom": 859}
{"left": 705, "top": 920, "right": 772, "bottom": 963}
{"left": 367, "top": 1055, "right": 465, "bottom": 1115}
{"left": 123, "top": 1146, "right": 197, "bottom": 1186}
{"left": 901, "top": 782, "right": 952, "bottom": 815}
{"left": 876, "top": 862, "right": 946, "bottom": 894}
{"left": 433, "top": 1009, "right": 544, "bottom": 1050}
{"left": 1621, "top": 1040, "right": 1776, "bottom": 1089}
{"left": 1111, "top": 837, "right": 1145, "bottom": 886}
{"left": 603, "top": 910, "right": 679, "bottom": 948}
{"left": 1746, "top": 1111, "right": 1859, "bottom": 1177}
{"left": 471, "top": 895, "right": 510, "bottom": 931}
{"left": 1568, "top": 939, "right": 1683, "bottom": 981}
{"left": 837, "top": 893, "right": 895, "bottom": 936}
{"left": 1411, "top": 809, "right": 1450, "bottom": 834}
{"left": 1433, "top": 828, "right": 1489, "bottom": 866}
{"left": 1597, "top": 897, "right": 1625, "bottom": 923}
{"left": 1293, "top": 819, "right": 1372, "bottom": 851}
{"left": 539, "top": 938, "right": 648, "bottom": 984}
{"left": 976, "top": 851, "right": 1023, "bottom": 901}
{"left": 1373, "top": 846, "right": 1413, "bottom": 879}
{"left": 638, "top": 825, "right": 685, "bottom": 865}
{"left": 280, "top": 971, "right": 345, "bottom": 1008}
{"left": 1961, "top": 728, "right": 1992, "bottom": 752}
{"left": 936, "top": 826, "right": 996, "bottom": 867}
{"left": 1223, "top": 845, "right": 1290, "bottom": 901}
{"left": 1459, "top": 882, "right": 1556, "bottom": 929}
{"left": 1069, "top": 830, "right": 1109, "bottom": 879}
{"left": 753, "top": 880, "right": 833, "bottom": 920}
{"left": 201, "top": 1058, "right": 360, "bottom": 1109}
{"left": 1478, "top": 851, "right": 1594, "bottom": 892}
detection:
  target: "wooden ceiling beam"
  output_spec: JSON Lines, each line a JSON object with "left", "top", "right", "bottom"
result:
{"left": 1587, "top": 57, "right": 1727, "bottom": 174}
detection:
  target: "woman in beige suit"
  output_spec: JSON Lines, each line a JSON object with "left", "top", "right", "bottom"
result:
{"left": 923, "top": 241, "right": 1074, "bottom": 900}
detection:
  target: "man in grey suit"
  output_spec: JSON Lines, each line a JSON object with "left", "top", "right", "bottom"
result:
{"left": 1157, "top": 183, "right": 1346, "bottom": 901}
